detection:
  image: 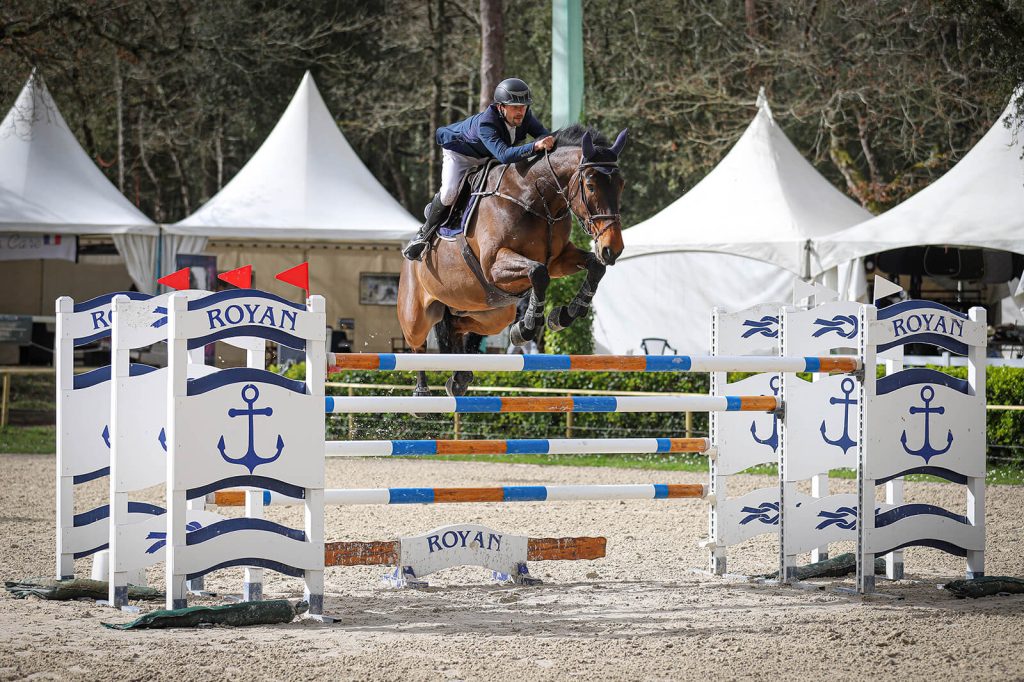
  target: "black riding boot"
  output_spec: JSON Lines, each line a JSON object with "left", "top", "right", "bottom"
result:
{"left": 403, "top": 194, "right": 447, "bottom": 261}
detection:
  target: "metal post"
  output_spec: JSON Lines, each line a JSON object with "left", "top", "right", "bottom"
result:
{"left": 566, "top": 395, "right": 574, "bottom": 438}
{"left": 1, "top": 372, "right": 9, "bottom": 428}
{"left": 347, "top": 387, "right": 355, "bottom": 439}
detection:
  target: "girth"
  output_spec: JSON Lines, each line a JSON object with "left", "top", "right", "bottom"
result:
{"left": 456, "top": 233, "right": 527, "bottom": 308}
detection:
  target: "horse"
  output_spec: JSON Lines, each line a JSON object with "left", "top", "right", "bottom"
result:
{"left": 397, "top": 123, "right": 627, "bottom": 397}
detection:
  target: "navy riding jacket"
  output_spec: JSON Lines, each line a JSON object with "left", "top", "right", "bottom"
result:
{"left": 435, "top": 104, "right": 550, "bottom": 164}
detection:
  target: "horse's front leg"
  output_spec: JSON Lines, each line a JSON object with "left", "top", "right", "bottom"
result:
{"left": 547, "top": 247, "right": 606, "bottom": 332}
{"left": 490, "top": 248, "right": 548, "bottom": 347}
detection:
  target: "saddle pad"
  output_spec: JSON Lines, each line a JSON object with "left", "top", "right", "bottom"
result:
{"left": 439, "top": 162, "right": 495, "bottom": 238}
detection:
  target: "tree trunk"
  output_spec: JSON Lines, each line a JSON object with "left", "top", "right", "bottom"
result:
{"left": 113, "top": 50, "right": 125, "bottom": 193}
{"left": 478, "top": 0, "right": 504, "bottom": 111}
{"left": 745, "top": 0, "right": 757, "bottom": 38}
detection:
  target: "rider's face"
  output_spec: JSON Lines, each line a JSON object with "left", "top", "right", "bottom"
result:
{"left": 499, "top": 104, "right": 527, "bottom": 126}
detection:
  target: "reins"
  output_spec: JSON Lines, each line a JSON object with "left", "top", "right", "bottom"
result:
{"left": 471, "top": 148, "right": 622, "bottom": 242}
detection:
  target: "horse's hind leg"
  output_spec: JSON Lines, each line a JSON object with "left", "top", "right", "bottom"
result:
{"left": 398, "top": 260, "right": 443, "bottom": 397}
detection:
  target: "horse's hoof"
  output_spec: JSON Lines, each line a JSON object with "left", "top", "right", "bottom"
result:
{"left": 509, "top": 323, "right": 527, "bottom": 347}
{"left": 445, "top": 372, "right": 474, "bottom": 397}
{"left": 547, "top": 308, "right": 568, "bottom": 332}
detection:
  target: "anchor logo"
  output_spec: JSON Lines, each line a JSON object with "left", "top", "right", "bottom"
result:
{"left": 750, "top": 375, "right": 780, "bottom": 451}
{"left": 820, "top": 377, "right": 857, "bottom": 454}
{"left": 217, "top": 384, "right": 284, "bottom": 473}
{"left": 739, "top": 501, "right": 779, "bottom": 526}
{"left": 741, "top": 315, "right": 778, "bottom": 339}
{"left": 812, "top": 314, "right": 858, "bottom": 339}
{"left": 900, "top": 385, "right": 953, "bottom": 463}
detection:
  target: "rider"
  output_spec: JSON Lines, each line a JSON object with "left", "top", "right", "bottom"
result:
{"left": 403, "top": 77, "right": 555, "bottom": 261}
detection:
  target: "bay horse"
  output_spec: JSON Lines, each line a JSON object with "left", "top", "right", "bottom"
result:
{"left": 397, "top": 124, "right": 627, "bottom": 396}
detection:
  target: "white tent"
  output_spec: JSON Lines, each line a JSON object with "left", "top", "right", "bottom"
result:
{"left": 0, "top": 72, "right": 163, "bottom": 292}
{"left": 593, "top": 92, "right": 871, "bottom": 354}
{"left": 169, "top": 72, "right": 418, "bottom": 241}
{"left": 620, "top": 91, "right": 871, "bottom": 278}
{"left": 814, "top": 95, "right": 1024, "bottom": 272}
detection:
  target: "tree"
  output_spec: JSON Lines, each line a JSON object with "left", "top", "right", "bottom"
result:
{"left": 479, "top": 0, "right": 504, "bottom": 111}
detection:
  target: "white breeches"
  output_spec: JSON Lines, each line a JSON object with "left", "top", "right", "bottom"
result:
{"left": 439, "top": 149, "right": 488, "bottom": 206}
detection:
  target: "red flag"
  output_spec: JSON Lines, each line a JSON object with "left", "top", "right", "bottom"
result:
{"left": 218, "top": 264, "right": 252, "bottom": 289}
{"left": 157, "top": 267, "right": 191, "bottom": 291}
{"left": 275, "top": 262, "right": 310, "bottom": 297}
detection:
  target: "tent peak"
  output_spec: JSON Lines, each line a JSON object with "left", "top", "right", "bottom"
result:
{"left": 756, "top": 86, "right": 774, "bottom": 124}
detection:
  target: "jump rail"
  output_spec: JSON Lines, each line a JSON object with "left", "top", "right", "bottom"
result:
{"left": 212, "top": 483, "right": 706, "bottom": 507}
{"left": 324, "top": 395, "right": 778, "bottom": 414}
{"left": 325, "top": 437, "right": 710, "bottom": 457}
{"left": 327, "top": 353, "right": 860, "bottom": 374}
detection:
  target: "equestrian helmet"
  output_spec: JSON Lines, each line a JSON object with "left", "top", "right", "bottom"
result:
{"left": 493, "top": 78, "right": 533, "bottom": 106}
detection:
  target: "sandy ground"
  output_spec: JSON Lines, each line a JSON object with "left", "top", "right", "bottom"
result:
{"left": 1, "top": 452, "right": 1023, "bottom": 681}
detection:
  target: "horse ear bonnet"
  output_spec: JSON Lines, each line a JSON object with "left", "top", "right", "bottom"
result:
{"left": 610, "top": 129, "right": 628, "bottom": 157}
{"left": 581, "top": 131, "right": 596, "bottom": 160}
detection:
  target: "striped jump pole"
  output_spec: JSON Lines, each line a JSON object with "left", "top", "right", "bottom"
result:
{"left": 325, "top": 395, "right": 778, "bottom": 414}
{"left": 212, "top": 483, "right": 705, "bottom": 507}
{"left": 326, "top": 353, "right": 860, "bottom": 374}
{"left": 325, "top": 437, "right": 710, "bottom": 457}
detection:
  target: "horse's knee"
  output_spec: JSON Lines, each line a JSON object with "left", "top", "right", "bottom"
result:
{"left": 529, "top": 264, "right": 550, "bottom": 291}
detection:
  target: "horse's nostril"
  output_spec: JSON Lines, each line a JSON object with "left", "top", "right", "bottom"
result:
{"left": 601, "top": 246, "right": 617, "bottom": 264}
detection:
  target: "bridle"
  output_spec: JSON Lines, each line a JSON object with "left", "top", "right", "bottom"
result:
{"left": 544, "top": 152, "right": 622, "bottom": 240}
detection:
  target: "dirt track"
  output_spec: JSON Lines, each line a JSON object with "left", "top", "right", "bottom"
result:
{"left": 2, "top": 453, "right": 1023, "bottom": 681}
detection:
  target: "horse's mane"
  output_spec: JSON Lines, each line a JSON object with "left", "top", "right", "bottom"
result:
{"left": 553, "top": 123, "right": 609, "bottom": 148}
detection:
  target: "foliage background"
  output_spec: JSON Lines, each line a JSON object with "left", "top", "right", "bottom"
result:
{"left": 3, "top": 1, "right": 1024, "bottom": 225}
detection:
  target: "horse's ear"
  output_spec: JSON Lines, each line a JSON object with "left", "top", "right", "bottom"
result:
{"left": 581, "top": 131, "right": 595, "bottom": 160}
{"left": 610, "top": 128, "right": 629, "bottom": 157}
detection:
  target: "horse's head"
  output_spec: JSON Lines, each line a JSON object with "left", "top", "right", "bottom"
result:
{"left": 562, "top": 127, "right": 627, "bottom": 266}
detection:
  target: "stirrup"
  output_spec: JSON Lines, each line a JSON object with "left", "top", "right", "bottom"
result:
{"left": 403, "top": 237, "right": 432, "bottom": 261}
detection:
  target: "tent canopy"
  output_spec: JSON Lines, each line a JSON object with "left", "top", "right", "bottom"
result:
{"left": 169, "top": 72, "right": 418, "bottom": 241}
{"left": 814, "top": 95, "right": 1024, "bottom": 273}
{"left": 620, "top": 90, "right": 871, "bottom": 276}
{"left": 0, "top": 72, "right": 156, "bottom": 235}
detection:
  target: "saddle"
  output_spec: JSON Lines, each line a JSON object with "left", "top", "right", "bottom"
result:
{"left": 438, "top": 160, "right": 500, "bottom": 239}
{"left": 430, "top": 159, "right": 525, "bottom": 308}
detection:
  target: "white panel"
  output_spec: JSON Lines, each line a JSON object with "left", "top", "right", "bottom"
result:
{"left": 784, "top": 301, "right": 863, "bottom": 355}
{"left": 716, "top": 373, "right": 779, "bottom": 474}
{"left": 784, "top": 494, "right": 895, "bottom": 556}
{"left": 397, "top": 525, "right": 529, "bottom": 577}
{"left": 176, "top": 528, "right": 324, "bottom": 575}
{"left": 868, "top": 313, "right": 986, "bottom": 350}
{"left": 784, "top": 374, "right": 860, "bottom": 480}
{"left": 174, "top": 382, "right": 324, "bottom": 491}
{"left": 864, "top": 513, "right": 985, "bottom": 555}
{"left": 112, "top": 290, "right": 206, "bottom": 348}
{"left": 62, "top": 508, "right": 162, "bottom": 555}
{"left": 178, "top": 294, "right": 325, "bottom": 343}
{"left": 865, "top": 383, "right": 985, "bottom": 480}
{"left": 717, "top": 487, "right": 780, "bottom": 546}
{"left": 715, "top": 303, "right": 782, "bottom": 355}
{"left": 113, "top": 510, "right": 226, "bottom": 571}
{"left": 61, "top": 382, "right": 111, "bottom": 477}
